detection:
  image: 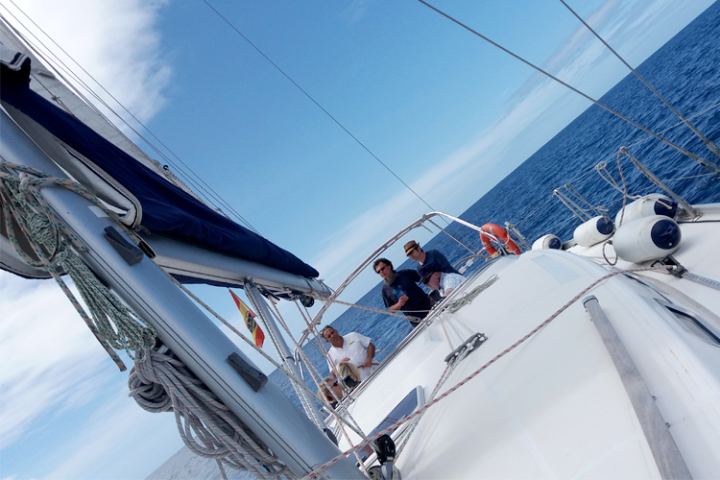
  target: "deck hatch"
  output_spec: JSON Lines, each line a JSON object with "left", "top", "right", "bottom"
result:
{"left": 664, "top": 305, "right": 720, "bottom": 346}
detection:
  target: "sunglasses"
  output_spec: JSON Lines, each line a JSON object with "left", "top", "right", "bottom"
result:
{"left": 375, "top": 264, "right": 388, "bottom": 274}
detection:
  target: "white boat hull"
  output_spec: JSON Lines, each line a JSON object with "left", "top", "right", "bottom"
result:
{"left": 338, "top": 232, "right": 720, "bottom": 478}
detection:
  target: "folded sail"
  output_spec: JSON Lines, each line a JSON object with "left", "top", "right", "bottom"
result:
{"left": 0, "top": 37, "right": 319, "bottom": 281}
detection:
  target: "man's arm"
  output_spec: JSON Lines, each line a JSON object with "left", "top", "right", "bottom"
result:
{"left": 327, "top": 359, "right": 338, "bottom": 379}
{"left": 388, "top": 295, "right": 408, "bottom": 311}
{"left": 327, "top": 349, "right": 343, "bottom": 379}
{"left": 363, "top": 342, "right": 376, "bottom": 368}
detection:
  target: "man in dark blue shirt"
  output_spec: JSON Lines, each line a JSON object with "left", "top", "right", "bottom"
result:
{"left": 374, "top": 258, "right": 431, "bottom": 327}
{"left": 404, "top": 240, "right": 459, "bottom": 274}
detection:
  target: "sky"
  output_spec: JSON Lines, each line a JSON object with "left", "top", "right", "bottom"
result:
{"left": 0, "top": 0, "right": 715, "bottom": 478}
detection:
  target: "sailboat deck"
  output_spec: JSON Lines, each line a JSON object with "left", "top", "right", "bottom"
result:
{"left": 338, "top": 246, "right": 720, "bottom": 478}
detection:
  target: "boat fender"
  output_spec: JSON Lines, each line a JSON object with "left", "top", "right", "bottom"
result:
{"left": 612, "top": 215, "right": 681, "bottom": 263}
{"left": 532, "top": 234, "right": 562, "bottom": 250}
{"left": 573, "top": 216, "right": 614, "bottom": 247}
{"left": 615, "top": 194, "right": 678, "bottom": 225}
{"left": 479, "top": 223, "right": 521, "bottom": 256}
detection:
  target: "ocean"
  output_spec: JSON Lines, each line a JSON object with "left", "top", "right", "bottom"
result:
{"left": 147, "top": 2, "right": 720, "bottom": 478}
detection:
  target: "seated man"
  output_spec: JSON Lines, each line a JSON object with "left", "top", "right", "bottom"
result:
{"left": 374, "top": 258, "right": 432, "bottom": 328}
{"left": 321, "top": 326, "right": 378, "bottom": 383}
{"left": 419, "top": 263, "right": 465, "bottom": 297}
{"left": 404, "top": 240, "right": 459, "bottom": 274}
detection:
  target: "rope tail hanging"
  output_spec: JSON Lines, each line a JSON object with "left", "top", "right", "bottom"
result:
{"left": 128, "top": 345, "right": 294, "bottom": 480}
{"left": 0, "top": 160, "right": 156, "bottom": 369}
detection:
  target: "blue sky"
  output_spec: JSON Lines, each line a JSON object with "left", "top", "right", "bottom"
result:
{"left": 0, "top": 0, "right": 715, "bottom": 478}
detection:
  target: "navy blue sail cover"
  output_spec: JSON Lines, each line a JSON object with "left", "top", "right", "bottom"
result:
{"left": 0, "top": 62, "right": 319, "bottom": 279}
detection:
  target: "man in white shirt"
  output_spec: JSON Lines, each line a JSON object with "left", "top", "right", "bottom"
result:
{"left": 321, "top": 326, "right": 378, "bottom": 382}
{"left": 420, "top": 263, "right": 465, "bottom": 297}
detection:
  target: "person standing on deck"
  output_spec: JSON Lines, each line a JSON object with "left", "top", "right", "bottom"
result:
{"left": 404, "top": 240, "right": 460, "bottom": 274}
{"left": 374, "top": 258, "right": 432, "bottom": 328}
{"left": 321, "top": 326, "right": 378, "bottom": 383}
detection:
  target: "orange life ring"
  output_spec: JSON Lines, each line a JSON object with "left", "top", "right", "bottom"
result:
{"left": 479, "top": 223, "right": 521, "bottom": 256}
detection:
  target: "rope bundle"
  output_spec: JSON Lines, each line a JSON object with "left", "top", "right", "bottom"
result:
{"left": 0, "top": 160, "right": 155, "bottom": 367}
{"left": 446, "top": 274, "right": 499, "bottom": 313}
{"left": 128, "top": 347, "right": 294, "bottom": 479}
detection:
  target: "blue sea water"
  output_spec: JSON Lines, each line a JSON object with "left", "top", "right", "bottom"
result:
{"left": 267, "top": 0, "right": 720, "bottom": 406}
{"left": 150, "top": 2, "right": 720, "bottom": 478}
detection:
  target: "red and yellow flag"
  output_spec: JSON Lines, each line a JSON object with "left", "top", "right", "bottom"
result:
{"left": 229, "top": 290, "right": 265, "bottom": 348}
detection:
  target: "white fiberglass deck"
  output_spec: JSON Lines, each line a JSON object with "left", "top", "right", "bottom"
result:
{"left": 338, "top": 244, "right": 720, "bottom": 479}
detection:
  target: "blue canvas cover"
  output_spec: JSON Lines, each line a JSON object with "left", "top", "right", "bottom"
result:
{"left": 0, "top": 60, "right": 319, "bottom": 279}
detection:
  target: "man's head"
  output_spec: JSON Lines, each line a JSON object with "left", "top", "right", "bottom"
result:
{"left": 321, "top": 326, "right": 344, "bottom": 347}
{"left": 373, "top": 258, "right": 394, "bottom": 281}
{"left": 404, "top": 240, "right": 425, "bottom": 261}
{"left": 419, "top": 263, "right": 442, "bottom": 290}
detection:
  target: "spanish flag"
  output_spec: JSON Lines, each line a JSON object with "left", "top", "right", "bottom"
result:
{"left": 229, "top": 290, "right": 265, "bottom": 348}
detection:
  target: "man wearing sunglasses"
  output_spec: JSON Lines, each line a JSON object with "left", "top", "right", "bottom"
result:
{"left": 373, "top": 258, "right": 432, "bottom": 327}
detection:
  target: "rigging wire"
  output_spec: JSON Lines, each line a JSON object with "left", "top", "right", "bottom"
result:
{"left": 0, "top": 2, "right": 262, "bottom": 235}
{"left": 415, "top": 0, "right": 720, "bottom": 176}
{"left": 557, "top": 0, "right": 720, "bottom": 160}
{"left": 507, "top": 100, "right": 720, "bottom": 230}
{"left": 200, "top": 0, "right": 440, "bottom": 214}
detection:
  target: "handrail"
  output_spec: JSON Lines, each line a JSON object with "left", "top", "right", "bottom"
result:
{"left": 297, "top": 211, "right": 497, "bottom": 346}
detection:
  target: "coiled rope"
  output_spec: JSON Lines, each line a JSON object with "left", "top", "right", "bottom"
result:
{"left": 161, "top": 274, "right": 370, "bottom": 439}
{"left": 0, "top": 160, "right": 155, "bottom": 368}
{"left": 128, "top": 346, "right": 293, "bottom": 480}
{"left": 445, "top": 274, "right": 499, "bottom": 314}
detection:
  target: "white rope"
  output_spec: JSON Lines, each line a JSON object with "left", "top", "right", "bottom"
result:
{"left": 446, "top": 275, "right": 499, "bottom": 314}
{"left": 128, "top": 346, "right": 293, "bottom": 479}
{"left": 0, "top": 160, "right": 155, "bottom": 368}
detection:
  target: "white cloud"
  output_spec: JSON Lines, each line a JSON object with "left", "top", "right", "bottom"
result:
{"left": 0, "top": 270, "right": 183, "bottom": 478}
{"left": 341, "top": 0, "right": 374, "bottom": 25}
{"left": 0, "top": 272, "right": 113, "bottom": 448}
{"left": 1, "top": 1, "right": 177, "bottom": 474}
{"left": 1, "top": 0, "right": 171, "bottom": 131}
{"left": 40, "top": 382, "right": 182, "bottom": 480}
